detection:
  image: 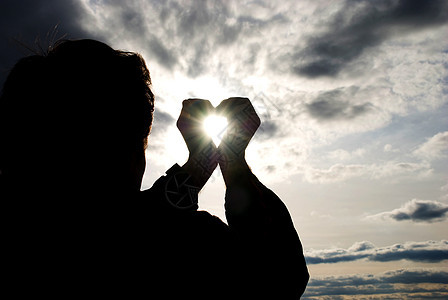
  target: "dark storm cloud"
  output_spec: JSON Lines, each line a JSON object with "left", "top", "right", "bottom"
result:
{"left": 370, "top": 247, "right": 448, "bottom": 263}
{"left": 293, "top": 0, "right": 448, "bottom": 78}
{"left": 173, "top": 1, "right": 287, "bottom": 47}
{"left": 308, "top": 269, "right": 448, "bottom": 287}
{"left": 303, "top": 269, "right": 448, "bottom": 298}
{"left": 390, "top": 201, "right": 448, "bottom": 222}
{"left": 305, "top": 87, "right": 373, "bottom": 121}
{"left": 176, "top": 1, "right": 219, "bottom": 40}
{"left": 16, "top": 0, "right": 289, "bottom": 78}
{"left": 81, "top": 0, "right": 242, "bottom": 75}
{"left": 369, "top": 199, "right": 448, "bottom": 223}
{"left": 118, "top": 8, "right": 147, "bottom": 38}
{"left": 305, "top": 240, "right": 448, "bottom": 265}
{"left": 305, "top": 251, "right": 368, "bottom": 264}
{"left": 170, "top": 2, "right": 287, "bottom": 76}
{"left": 147, "top": 35, "right": 178, "bottom": 70}
{"left": 153, "top": 0, "right": 243, "bottom": 75}
{"left": 130, "top": 0, "right": 286, "bottom": 75}
{"left": 306, "top": 99, "right": 372, "bottom": 121}
{"left": 0, "top": 0, "right": 91, "bottom": 87}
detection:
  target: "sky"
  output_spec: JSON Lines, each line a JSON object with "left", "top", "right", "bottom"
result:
{"left": 1, "top": 0, "right": 447, "bottom": 298}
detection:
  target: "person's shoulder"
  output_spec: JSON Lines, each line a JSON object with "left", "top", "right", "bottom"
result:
{"left": 193, "top": 210, "right": 228, "bottom": 230}
{"left": 174, "top": 210, "right": 231, "bottom": 241}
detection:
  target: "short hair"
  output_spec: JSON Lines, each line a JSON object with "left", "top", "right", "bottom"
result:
{"left": 0, "top": 39, "right": 154, "bottom": 194}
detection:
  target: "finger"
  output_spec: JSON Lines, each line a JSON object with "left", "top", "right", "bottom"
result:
{"left": 183, "top": 98, "right": 209, "bottom": 104}
{"left": 181, "top": 99, "right": 213, "bottom": 120}
{"left": 181, "top": 99, "right": 210, "bottom": 114}
{"left": 178, "top": 99, "right": 202, "bottom": 130}
{"left": 226, "top": 97, "right": 250, "bottom": 102}
{"left": 198, "top": 99, "right": 215, "bottom": 114}
{"left": 215, "top": 98, "right": 234, "bottom": 115}
{"left": 216, "top": 97, "right": 253, "bottom": 120}
{"left": 192, "top": 100, "right": 214, "bottom": 121}
{"left": 179, "top": 100, "right": 216, "bottom": 138}
{"left": 183, "top": 98, "right": 214, "bottom": 106}
{"left": 217, "top": 97, "right": 251, "bottom": 112}
{"left": 183, "top": 98, "right": 213, "bottom": 110}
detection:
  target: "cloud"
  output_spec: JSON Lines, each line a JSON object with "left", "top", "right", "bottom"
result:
{"left": 68, "top": 1, "right": 445, "bottom": 149}
{"left": 145, "top": 109, "right": 178, "bottom": 153}
{"left": 255, "top": 120, "right": 279, "bottom": 140}
{"left": 441, "top": 182, "right": 448, "bottom": 201}
{"left": 0, "top": 0, "right": 89, "bottom": 87}
{"left": 77, "top": 0, "right": 288, "bottom": 78}
{"left": 368, "top": 199, "right": 448, "bottom": 223}
{"left": 304, "top": 240, "right": 448, "bottom": 264}
{"left": 413, "top": 131, "right": 448, "bottom": 160}
{"left": 348, "top": 240, "right": 375, "bottom": 252}
{"left": 293, "top": 85, "right": 396, "bottom": 138}
{"left": 305, "top": 164, "right": 366, "bottom": 183}
{"left": 384, "top": 143, "right": 399, "bottom": 153}
{"left": 371, "top": 161, "right": 432, "bottom": 179}
{"left": 304, "top": 161, "right": 430, "bottom": 183}
{"left": 147, "top": 35, "right": 178, "bottom": 70}
{"left": 293, "top": 0, "right": 448, "bottom": 78}
{"left": 152, "top": 109, "right": 175, "bottom": 132}
{"left": 303, "top": 269, "right": 448, "bottom": 299}
{"left": 306, "top": 87, "right": 373, "bottom": 121}
{"left": 1, "top": 0, "right": 446, "bottom": 188}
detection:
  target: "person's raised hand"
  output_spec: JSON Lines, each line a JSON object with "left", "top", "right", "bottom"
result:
{"left": 177, "top": 99, "right": 219, "bottom": 188}
{"left": 216, "top": 97, "right": 260, "bottom": 173}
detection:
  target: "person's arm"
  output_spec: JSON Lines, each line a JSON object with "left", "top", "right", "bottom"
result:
{"left": 177, "top": 99, "right": 219, "bottom": 190}
{"left": 217, "top": 97, "right": 309, "bottom": 299}
{"left": 141, "top": 99, "right": 218, "bottom": 212}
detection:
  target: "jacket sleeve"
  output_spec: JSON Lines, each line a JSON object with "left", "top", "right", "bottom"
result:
{"left": 224, "top": 171, "right": 309, "bottom": 299}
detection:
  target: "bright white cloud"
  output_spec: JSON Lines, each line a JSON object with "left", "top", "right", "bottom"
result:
{"left": 304, "top": 163, "right": 367, "bottom": 183}
{"left": 384, "top": 144, "right": 399, "bottom": 153}
{"left": 303, "top": 161, "right": 431, "bottom": 183}
{"left": 327, "top": 148, "right": 366, "bottom": 161}
{"left": 413, "top": 131, "right": 448, "bottom": 160}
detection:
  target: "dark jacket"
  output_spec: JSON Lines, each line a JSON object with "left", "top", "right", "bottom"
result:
{"left": 3, "top": 170, "right": 308, "bottom": 299}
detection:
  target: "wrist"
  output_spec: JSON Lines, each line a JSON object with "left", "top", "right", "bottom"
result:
{"left": 220, "top": 157, "right": 246, "bottom": 170}
{"left": 219, "top": 156, "right": 251, "bottom": 187}
{"left": 162, "top": 163, "right": 199, "bottom": 211}
{"left": 182, "top": 154, "right": 218, "bottom": 189}
{"left": 218, "top": 149, "right": 246, "bottom": 169}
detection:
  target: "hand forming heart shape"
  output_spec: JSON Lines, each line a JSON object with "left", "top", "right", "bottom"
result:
{"left": 177, "top": 97, "right": 261, "bottom": 188}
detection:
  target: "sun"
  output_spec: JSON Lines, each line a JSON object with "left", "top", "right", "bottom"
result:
{"left": 203, "top": 115, "right": 228, "bottom": 146}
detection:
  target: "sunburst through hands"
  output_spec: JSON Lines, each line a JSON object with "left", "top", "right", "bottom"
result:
{"left": 203, "top": 115, "right": 228, "bottom": 146}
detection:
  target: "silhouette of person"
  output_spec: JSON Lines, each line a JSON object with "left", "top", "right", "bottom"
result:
{"left": 1, "top": 39, "right": 308, "bottom": 299}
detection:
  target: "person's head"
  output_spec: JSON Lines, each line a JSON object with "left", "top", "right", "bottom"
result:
{"left": 0, "top": 39, "right": 154, "bottom": 197}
